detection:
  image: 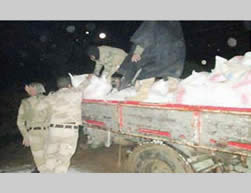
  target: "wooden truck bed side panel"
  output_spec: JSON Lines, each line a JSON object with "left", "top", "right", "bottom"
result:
{"left": 120, "top": 105, "right": 195, "bottom": 142}
{"left": 82, "top": 99, "right": 251, "bottom": 154}
{"left": 82, "top": 102, "right": 119, "bottom": 132}
{"left": 201, "top": 112, "right": 251, "bottom": 148}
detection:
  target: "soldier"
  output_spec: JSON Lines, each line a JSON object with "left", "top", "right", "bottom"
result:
{"left": 42, "top": 76, "right": 82, "bottom": 173}
{"left": 17, "top": 82, "right": 49, "bottom": 173}
{"left": 86, "top": 45, "right": 128, "bottom": 82}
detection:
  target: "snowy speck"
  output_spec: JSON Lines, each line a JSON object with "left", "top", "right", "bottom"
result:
{"left": 66, "top": 25, "right": 76, "bottom": 33}
{"left": 227, "top": 37, "right": 237, "bottom": 47}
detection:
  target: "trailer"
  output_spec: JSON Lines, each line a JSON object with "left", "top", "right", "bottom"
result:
{"left": 82, "top": 98, "right": 251, "bottom": 173}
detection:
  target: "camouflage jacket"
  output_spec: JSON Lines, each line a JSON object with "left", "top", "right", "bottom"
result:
{"left": 94, "top": 46, "right": 128, "bottom": 78}
{"left": 17, "top": 95, "right": 50, "bottom": 139}
{"left": 45, "top": 87, "right": 82, "bottom": 125}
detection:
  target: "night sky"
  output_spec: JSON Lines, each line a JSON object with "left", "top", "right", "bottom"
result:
{"left": 0, "top": 21, "right": 250, "bottom": 91}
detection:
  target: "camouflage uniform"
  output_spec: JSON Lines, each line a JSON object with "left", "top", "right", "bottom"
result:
{"left": 94, "top": 46, "right": 128, "bottom": 80}
{"left": 17, "top": 83, "right": 49, "bottom": 172}
{"left": 43, "top": 87, "right": 82, "bottom": 173}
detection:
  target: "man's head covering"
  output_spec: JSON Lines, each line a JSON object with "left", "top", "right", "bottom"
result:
{"left": 28, "top": 82, "right": 46, "bottom": 94}
{"left": 56, "top": 76, "right": 72, "bottom": 89}
{"left": 86, "top": 45, "right": 100, "bottom": 60}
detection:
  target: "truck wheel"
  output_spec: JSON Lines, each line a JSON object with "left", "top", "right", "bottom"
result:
{"left": 126, "top": 144, "right": 194, "bottom": 173}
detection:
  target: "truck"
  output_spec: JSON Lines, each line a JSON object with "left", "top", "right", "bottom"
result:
{"left": 82, "top": 98, "right": 251, "bottom": 173}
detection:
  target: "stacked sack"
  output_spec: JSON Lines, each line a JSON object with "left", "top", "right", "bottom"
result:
{"left": 83, "top": 76, "right": 112, "bottom": 99}
{"left": 69, "top": 73, "right": 112, "bottom": 100}
{"left": 174, "top": 51, "right": 251, "bottom": 107}
{"left": 69, "top": 51, "right": 251, "bottom": 108}
{"left": 144, "top": 79, "right": 176, "bottom": 103}
{"left": 105, "top": 87, "right": 137, "bottom": 101}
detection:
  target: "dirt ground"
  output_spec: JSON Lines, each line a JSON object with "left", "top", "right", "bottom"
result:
{"left": 0, "top": 138, "right": 132, "bottom": 173}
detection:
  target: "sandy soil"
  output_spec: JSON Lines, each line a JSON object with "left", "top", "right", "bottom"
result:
{"left": 0, "top": 139, "right": 131, "bottom": 173}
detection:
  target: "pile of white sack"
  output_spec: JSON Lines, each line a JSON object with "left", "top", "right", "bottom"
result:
{"left": 69, "top": 73, "right": 136, "bottom": 100}
{"left": 172, "top": 51, "right": 251, "bottom": 108}
{"left": 69, "top": 51, "right": 251, "bottom": 108}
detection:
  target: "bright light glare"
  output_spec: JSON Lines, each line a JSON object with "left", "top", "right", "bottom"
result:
{"left": 85, "top": 31, "right": 89, "bottom": 35}
{"left": 99, "top": 33, "right": 106, "bottom": 39}
{"left": 201, "top": 60, "right": 207, "bottom": 65}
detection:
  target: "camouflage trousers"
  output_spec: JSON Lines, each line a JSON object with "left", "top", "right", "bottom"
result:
{"left": 41, "top": 125, "right": 79, "bottom": 173}
{"left": 28, "top": 128, "right": 48, "bottom": 172}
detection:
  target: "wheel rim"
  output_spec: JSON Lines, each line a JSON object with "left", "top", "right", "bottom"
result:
{"left": 127, "top": 144, "right": 194, "bottom": 173}
{"left": 141, "top": 159, "right": 173, "bottom": 173}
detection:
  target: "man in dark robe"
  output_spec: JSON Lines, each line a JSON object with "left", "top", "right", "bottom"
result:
{"left": 113, "top": 21, "right": 186, "bottom": 91}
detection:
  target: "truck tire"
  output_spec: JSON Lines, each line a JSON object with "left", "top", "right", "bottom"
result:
{"left": 126, "top": 144, "right": 194, "bottom": 173}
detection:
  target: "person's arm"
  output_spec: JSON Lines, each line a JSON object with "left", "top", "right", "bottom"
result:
{"left": 96, "top": 55, "right": 112, "bottom": 78}
{"left": 104, "top": 70, "right": 113, "bottom": 79}
{"left": 93, "top": 62, "right": 103, "bottom": 77}
{"left": 87, "top": 63, "right": 103, "bottom": 80}
{"left": 132, "top": 45, "right": 145, "bottom": 62}
{"left": 44, "top": 98, "right": 52, "bottom": 128}
{"left": 16, "top": 101, "right": 29, "bottom": 147}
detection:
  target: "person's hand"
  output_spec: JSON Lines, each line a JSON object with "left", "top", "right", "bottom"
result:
{"left": 22, "top": 137, "right": 30, "bottom": 147}
{"left": 131, "top": 54, "right": 141, "bottom": 63}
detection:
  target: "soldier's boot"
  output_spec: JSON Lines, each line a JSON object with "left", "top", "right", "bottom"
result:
{"left": 128, "top": 78, "right": 155, "bottom": 101}
{"left": 31, "top": 167, "right": 40, "bottom": 173}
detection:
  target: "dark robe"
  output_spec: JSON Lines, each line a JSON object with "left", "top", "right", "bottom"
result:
{"left": 117, "top": 21, "right": 186, "bottom": 90}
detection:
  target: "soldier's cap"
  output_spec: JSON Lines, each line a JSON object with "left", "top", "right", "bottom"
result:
{"left": 28, "top": 82, "right": 46, "bottom": 94}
